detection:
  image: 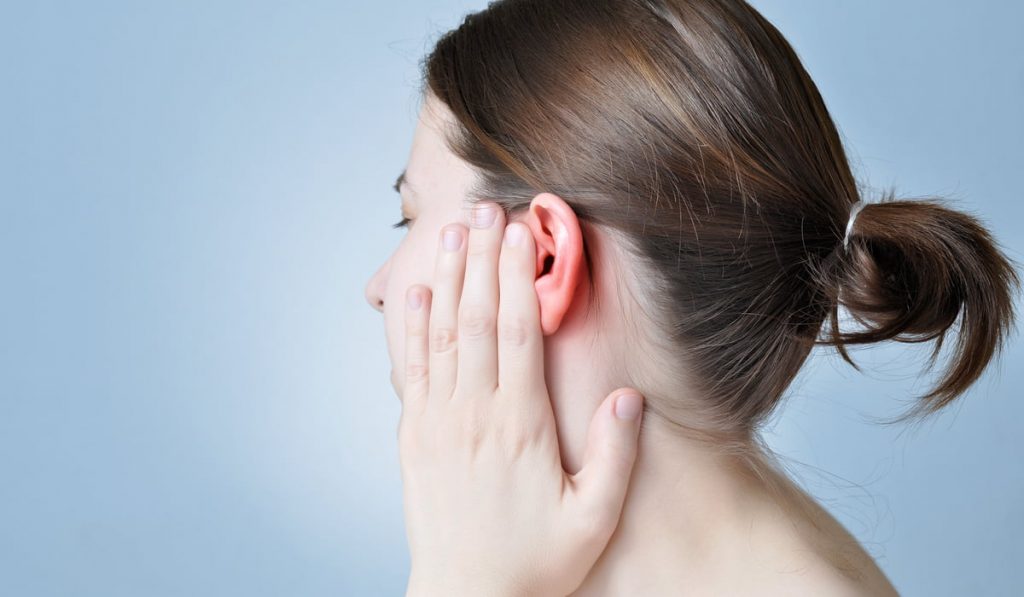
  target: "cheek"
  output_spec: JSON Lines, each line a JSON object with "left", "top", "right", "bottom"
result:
{"left": 385, "top": 247, "right": 425, "bottom": 320}
{"left": 390, "top": 228, "right": 441, "bottom": 302}
{"left": 383, "top": 234, "right": 438, "bottom": 369}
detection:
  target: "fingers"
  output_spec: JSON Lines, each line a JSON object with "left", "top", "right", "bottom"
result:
{"left": 403, "top": 285, "right": 433, "bottom": 416}
{"left": 568, "top": 390, "right": 644, "bottom": 540}
{"left": 455, "top": 202, "right": 506, "bottom": 397}
{"left": 497, "top": 221, "right": 546, "bottom": 400}
{"left": 428, "top": 223, "right": 467, "bottom": 401}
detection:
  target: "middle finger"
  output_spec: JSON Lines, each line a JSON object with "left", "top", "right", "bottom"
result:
{"left": 455, "top": 201, "right": 506, "bottom": 397}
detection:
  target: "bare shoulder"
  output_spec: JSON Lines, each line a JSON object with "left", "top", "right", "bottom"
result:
{"left": 740, "top": 551, "right": 898, "bottom": 597}
{"left": 736, "top": 479, "right": 901, "bottom": 596}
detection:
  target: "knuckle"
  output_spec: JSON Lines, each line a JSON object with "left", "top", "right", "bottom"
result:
{"left": 498, "top": 317, "right": 530, "bottom": 347}
{"left": 405, "top": 361, "right": 429, "bottom": 382}
{"left": 466, "top": 239, "right": 492, "bottom": 258}
{"left": 429, "top": 326, "right": 458, "bottom": 354}
{"left": 459, "top": 305, "right": 495, "bottom": 339}
{"left": 436, "top": 268, "right": 460, "bottom": 291}
{"left": 406, "top": 317, "right": 427, "bottom": 335}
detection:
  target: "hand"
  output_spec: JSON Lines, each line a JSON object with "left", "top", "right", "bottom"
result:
{"left": 398, "top": 201, "right": 646, "bottom": 597}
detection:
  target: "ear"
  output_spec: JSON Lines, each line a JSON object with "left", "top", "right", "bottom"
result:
{"left": 518, "top": 192, "right": 587, "bottom": 335}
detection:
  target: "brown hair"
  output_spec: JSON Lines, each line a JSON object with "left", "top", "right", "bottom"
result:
{"left": 417, "top": 0, "right": 1021, "bottom": 455}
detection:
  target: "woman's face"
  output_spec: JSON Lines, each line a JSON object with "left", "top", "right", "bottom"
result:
{"left": 363, "top": 96, "right": 481, "bottom": 399}
{"left": 365, "top": 96, "right": 638, "bottom": 473}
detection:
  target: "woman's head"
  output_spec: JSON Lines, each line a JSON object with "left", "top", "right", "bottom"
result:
{"left": 369, "top": 0, "right": 1021, "bottom": 453}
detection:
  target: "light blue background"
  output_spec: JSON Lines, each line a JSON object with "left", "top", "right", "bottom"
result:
{"left": 2, "top": 1, "right": 1022, "bottom": 595}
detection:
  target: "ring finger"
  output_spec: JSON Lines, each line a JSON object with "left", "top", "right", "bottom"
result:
{"left": 456, "top": 201, "right": 505, "bottom": 397}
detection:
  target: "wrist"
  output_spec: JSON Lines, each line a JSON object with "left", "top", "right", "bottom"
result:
{"left": 406, "top": 570, "right": 526, "bottom": 597}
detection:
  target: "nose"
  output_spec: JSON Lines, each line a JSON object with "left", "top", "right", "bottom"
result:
{"left": 365, "top": 258, "right": 389, "bottom": 312}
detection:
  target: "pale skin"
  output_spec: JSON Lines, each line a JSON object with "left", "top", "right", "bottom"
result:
{"left": 365, "top": 93, "right": 901, "bottom": 596}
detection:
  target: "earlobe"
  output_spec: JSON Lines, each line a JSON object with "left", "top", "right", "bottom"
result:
{"left": 521, "top": 193, "right": 586, "bottom": 335}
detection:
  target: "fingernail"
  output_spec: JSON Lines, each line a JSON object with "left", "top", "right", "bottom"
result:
{"left": 470, "top": 203, "right": 497, "bottom": 228}
{"left": 504, "top": 223, "right": 524, "bottom": 247}
{"left": 407, "top": 288, "right": 422, "bottom": 310}
{"left": 614, "top": 393, "right": 643, "bottom": 420}
{"left": 442, "top": 227, "right": 462, "bottom": 251}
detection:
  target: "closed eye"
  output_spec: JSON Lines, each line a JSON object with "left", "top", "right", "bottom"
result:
{"left": 392, "top": 217, "right": 412, "bottom": 229}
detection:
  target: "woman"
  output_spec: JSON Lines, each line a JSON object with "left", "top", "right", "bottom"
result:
{"left": 364, "top": 0, "right": 1021, "bottom": 594}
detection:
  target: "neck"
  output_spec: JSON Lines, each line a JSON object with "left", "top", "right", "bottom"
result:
{"left": 547, "top": 229, "right": 802, "bottom": 593}
{"left": 568, "top": 416, "right": 782, "bottom": 595}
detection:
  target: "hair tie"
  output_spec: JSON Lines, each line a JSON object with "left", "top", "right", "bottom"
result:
{"left": 843, "top": 200, "right": 867, "bottom": 252}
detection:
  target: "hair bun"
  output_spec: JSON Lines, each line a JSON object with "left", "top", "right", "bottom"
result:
{"left": 828, "top": 194, "right": 1022, "bottom": 422}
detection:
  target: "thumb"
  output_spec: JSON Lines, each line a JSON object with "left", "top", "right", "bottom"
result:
{"left": 569, "top": 389, "right": 644, "bottom": 532}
